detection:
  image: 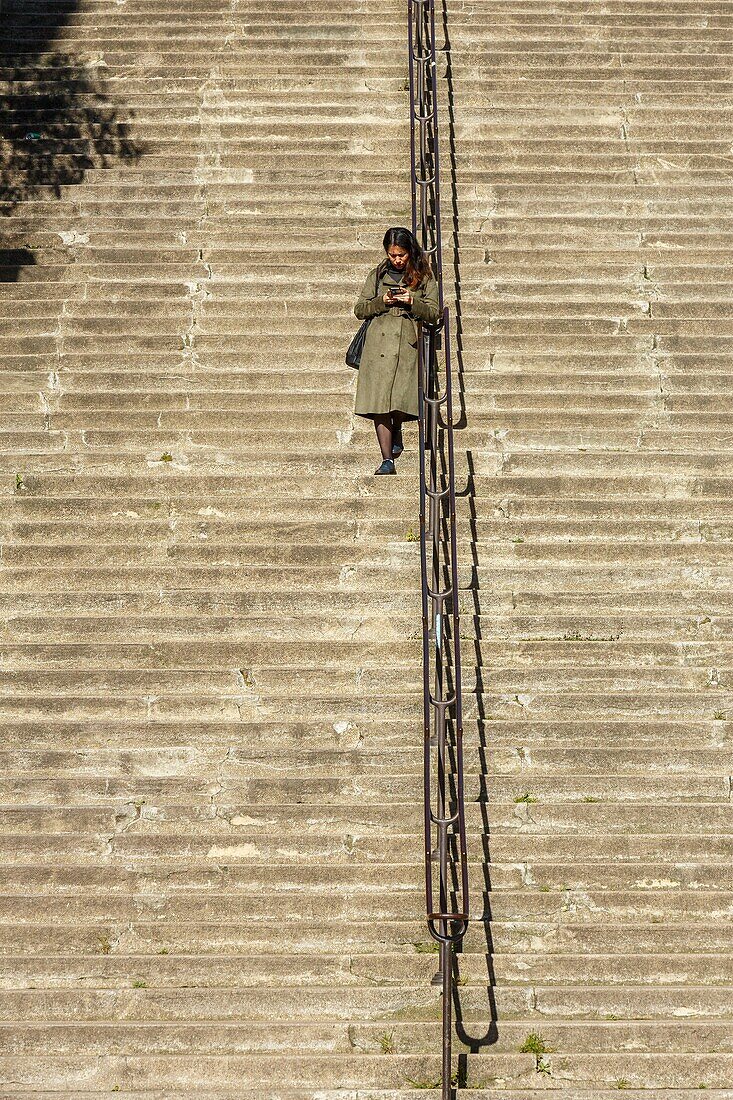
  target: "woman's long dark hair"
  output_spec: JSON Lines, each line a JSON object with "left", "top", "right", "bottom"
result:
{"left": 378, "top": 226, "right": 432, "bottom": 289}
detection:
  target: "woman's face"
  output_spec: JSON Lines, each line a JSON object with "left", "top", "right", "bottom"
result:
{"left": 387, "top": 245, "right": 409, "bottom": 270}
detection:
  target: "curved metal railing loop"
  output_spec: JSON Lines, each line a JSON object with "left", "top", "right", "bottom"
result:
{"left": 430, "top": 808, "right": 460, "bottom": 826}
{"left": 408, "top": 0, "right": 468, "bottom": 1095}
{"left": 424, "top": 393, "right": 449, "bottom": 409}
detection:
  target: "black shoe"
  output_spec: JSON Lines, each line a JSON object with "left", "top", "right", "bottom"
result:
{"left": 391, "top": 436, "right": 404, "bottom": 459}
{"left": 375, "top": 459, "right": 396, "bottom": 475}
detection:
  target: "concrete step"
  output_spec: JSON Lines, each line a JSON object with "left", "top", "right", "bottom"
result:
{"left": 1, "top": 918, "right": 732, "bottom": 956}
{"left": 2, "top": 1050, "right": 733, "bottom": 1091}
{"left": 1, "top": 1093, "right": 731, "bottom": 1100}
{"left": 2, "top": 1092, "right": 730, "bottom": 1100}
{"left": 5, "top": 858, "right": 733, "bottom": 892}
{"left": 1, "top": 824, "right": 729, "bottom": 864}
{"left": 2, "top": 802, "right": 732, "bottom": 840}
{"left": 0, "top": 772, "right": 725, "bottom": 807}
{"left": 4, "top": 950, "right": 733, "bottom": 988}
{"left": 3, "top": 984, "right": 733, "bottom": 1024}
{"left": 0, "top": 713, "right": 728, "bottom": 749}
{"left": 4, "top": 1017, "right": 733, "bottom": 1054}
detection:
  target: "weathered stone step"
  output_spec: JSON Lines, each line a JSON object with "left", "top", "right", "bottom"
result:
{"left": 22, "top": 13, "right": 733, "bottom": 37}
{"left": 9, "top": 371, "right": 730, "bottom": 400}
{"left": 6, "top": 243, "right": 733, "bottom": 271}
{"left": 7, "top": 515, "right": 733, "bottom": 550}
{"left": 7, "top": 467, "right": 733, "bottom": 501}
{"left": 6, "top": 336, "right": 732, "bottom": 366}
{"left": 3, "top": 633, "right": 731, "bottom": 671}
{"left": 1, "top": 919, "right": 730, "bottom": 958}
{"left": 7, "top": 470, "right": 719, "bottom": 508}
{"left": 13, "top": 165, "right": 733, "bottom": 194}
{"left": 0, "top": 686, "right": 726, "bottom": 728}
{"left": 12, "top": 428, "right": 733, "bottom": 460}
{"left": 40, "top": 155, "right": 733, "bottom": 183}
{"left": 0, "top": 642, "right": 729, "bottom": 683}
{"left": 2, "top": 983, "right": 733, "bottom": 1023}
{"left": 3, "top": 830, "right": 730, "bottom": 872}
{"left": 22, "top": 163, "right": 733, "bottom": 189}
{"left": 2, "top": 715, "right": 727, "bottom": 753}
{"left": 10, "top": 419, "right": 733, "bottom": 456}
{"left": 2, "top": 608, "right": 730, "bottom": 644}
{"left": 2, "top": 1091, "right": 729, "bottom": 1100}
{"left": 0, "top": 771, "right": 724, "bottom": 808}
{"left": 0, "top": 1051, "right": 521, "bottom": 1091}
{"left": 4, "top": 858, "right": 733, "bottom": 893}
{"left": 0, "top": 404, "right": 706, "bottom": 445}
{"left": 8, "top": 891, "right": 707, "bottom": 925}
{"left": 0, "top": 726, "right": 717, "bottom": 770}
{"left": 5, "top": 41, "right": 733, "bottom": 69}
{"left": 14, "top": 0, "right": 733, "bottom": 9}
{"left": 12, "top": 279, "right": 731, "bottom": 308}
{"left": 0, "top": 691, "right": 725, "bottom": 724}
{"left": 6, "top": 536, "right": 733, "bottom": 573}
{"left": 0, "top": 1049, "right": 723, "bottom": 1090}
{"left": 2, "top": 801, "right": 732, "bottom": 838}
{"left": 4, "top": 950, "right": 733, "bottom": 989}
{"left": 13, "top": 315, "right": 733, "bottom": 345}
{"left": 2, "top": 1092, "right": 731, "bottom": 1100}
{"left": 8, "top": 445, "right": 733, "bottom": 481}
{"left": 7, "top": 288, "right": 733, "bottom": 316}
{"left": 3, "top": 565, "right": 731, "bottom": 601}
{"left": 7, "top": 489, "right": 733, "bottom": 522}
{"left": 1, "top": 739, "right": 730, "bottom": 777}
{"left": 4, "top": 601, "right": 726, "bottom": 644}
{"left": 5, "top": 1016, "right": 733, "bottom": 1055}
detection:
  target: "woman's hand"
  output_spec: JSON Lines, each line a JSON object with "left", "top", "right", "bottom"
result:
{"left": 389, "top": 287, "right": 413, "bottom": 305}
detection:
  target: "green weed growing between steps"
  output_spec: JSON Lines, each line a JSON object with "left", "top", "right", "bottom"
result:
{"left": 519, "top": 1033, "right": 553, "bottom": 1056}
{"left": 378, "top": 1032, "right": 395, "bottom": 1054}
{"left": 406, "top": 1075, "right": 458, "bottom": 1089}
{"left": 412, "top": 940, "right": 439, "bottom": 954}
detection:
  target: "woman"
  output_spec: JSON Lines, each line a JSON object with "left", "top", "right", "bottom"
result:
{"left": 353, "top": 227, "right": 441, "bottom": 474}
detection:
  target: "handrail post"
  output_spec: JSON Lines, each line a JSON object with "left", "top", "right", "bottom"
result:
{"left": 408, "top": 1, "right": 468, "bottom": 1097}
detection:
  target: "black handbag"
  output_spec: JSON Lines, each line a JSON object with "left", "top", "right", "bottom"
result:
{"left": 346, "top": 266, "right": 388, "bottom": 370}
{"left": 346, "top": 319, "right": 370, "bottom": 369}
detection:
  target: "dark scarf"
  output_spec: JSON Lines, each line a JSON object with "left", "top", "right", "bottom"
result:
{"left": 384, "top": 263, "right": 405, "bottom": 282}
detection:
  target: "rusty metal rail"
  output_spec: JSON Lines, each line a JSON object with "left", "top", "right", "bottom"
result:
{"left": 408, "top": 0, "right": 469, "bottom": 1095}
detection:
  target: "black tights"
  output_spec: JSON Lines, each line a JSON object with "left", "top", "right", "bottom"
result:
{"left": 373, "top": 412, "right": 406, "bottom": 461}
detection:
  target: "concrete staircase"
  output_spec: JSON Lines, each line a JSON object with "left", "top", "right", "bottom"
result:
{"left": 2, "top": 0, "right": 733, "bottom": 1095}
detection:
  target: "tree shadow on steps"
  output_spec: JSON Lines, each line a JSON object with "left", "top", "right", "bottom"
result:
{"left": 0, "top": 245, "right": 35, "bottom": 280}
{"left": 1, "top": 0, "right": 146, "bottom": 280}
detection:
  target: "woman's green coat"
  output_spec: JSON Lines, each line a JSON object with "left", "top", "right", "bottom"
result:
{"left": 353, "top": 264, "right": 440, "bottom": 421}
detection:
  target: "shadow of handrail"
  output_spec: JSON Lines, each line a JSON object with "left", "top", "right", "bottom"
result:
{"left": 439, "top": 0, "right": 499, "bottom": 1084}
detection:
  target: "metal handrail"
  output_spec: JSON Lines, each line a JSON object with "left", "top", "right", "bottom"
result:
{"left": 408, "top": 0, "right": 469, "bottom": 1095}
